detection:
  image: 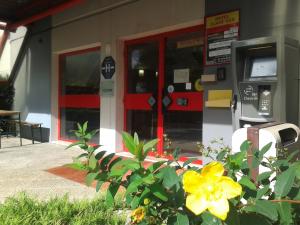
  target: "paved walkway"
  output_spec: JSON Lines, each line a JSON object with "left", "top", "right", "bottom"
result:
{"left": 0, "top": 137, "right": 98, "bottom": 203}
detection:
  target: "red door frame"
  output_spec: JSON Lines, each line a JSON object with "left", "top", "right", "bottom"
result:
{"left": 124, "top": 24, "right": 204, "bottom": 156}
{"left": 58, "top": 46, "right": 101, "bottom": 142}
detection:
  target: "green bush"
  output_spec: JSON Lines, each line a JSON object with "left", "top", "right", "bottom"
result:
{"left": 67, "top": 122, "right": 300, "bottom": 225}
{"left": 0, "top": 193, "right": 126, "bottom": 225}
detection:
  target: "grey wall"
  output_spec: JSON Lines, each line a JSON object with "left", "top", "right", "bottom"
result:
{"left": 12, "top": 19, "right": 51, "bottom": 141}
{"left": 203, "top": 0, "right": 300, "bottom": 146}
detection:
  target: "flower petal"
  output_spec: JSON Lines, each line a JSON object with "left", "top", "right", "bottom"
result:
{"left": 201, "top": 161, "right": 224, "bottom": 178}
{"left": 186, "top": 193, "right": 208, "bottom": 215}
{"left": 219, "top": 176, "right": 242, "bottom": 199}
{"left": 208, "top": 197, "right": 229, "bottom": 220}
{"left": 183, "top": 170, "right": 204, "bottom": 194}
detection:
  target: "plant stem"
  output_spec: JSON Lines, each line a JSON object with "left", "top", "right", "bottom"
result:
{"left": 270, "top": 199, "right": 300, "bottom": 204}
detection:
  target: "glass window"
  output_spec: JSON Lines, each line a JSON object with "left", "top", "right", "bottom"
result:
{"left": 60, "top": 108, "right": 100, "bottom": 143}
{"left": 127, "top": 42, "right": 158, "bottom": 94}
{"left": 60, "top": 50, "right": 101, "bottom": 95}
{"left": 165, "top": 31, "right": 203, "bottom": 92}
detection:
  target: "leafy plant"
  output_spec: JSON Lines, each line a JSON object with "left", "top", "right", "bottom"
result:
{"left": 67, "top": 123, "right": 300, "bottom": 225}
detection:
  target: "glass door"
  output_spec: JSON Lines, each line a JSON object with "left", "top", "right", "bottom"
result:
{"left": 124, "top": 41, "right": 159, "bottom": 141}
{"left": 124, "top": 26, "right": 204, "bottom": 156}
{"left": 163, "top": 31, "right": 203, "bottom": 154}
{"left": 59, "top": 47, "right": 101, "bottom": 143}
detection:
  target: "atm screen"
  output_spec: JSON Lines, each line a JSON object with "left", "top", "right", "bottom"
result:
{"left": 250, "top": 57, "right": 277, "bottom": 78}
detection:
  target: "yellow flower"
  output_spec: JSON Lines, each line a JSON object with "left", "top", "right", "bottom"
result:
{"left": 183, "top": 162, "right": 242, "bottom": 220}
{"left": 131, "top": 207, "right": 145, "bottom": 223}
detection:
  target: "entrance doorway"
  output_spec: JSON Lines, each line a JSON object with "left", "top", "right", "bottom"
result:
{"left": 58, "top": 47, "right": 101, "bottom": 143}
{"left": 124, "top": 26, "right": 204, "bottom": 155}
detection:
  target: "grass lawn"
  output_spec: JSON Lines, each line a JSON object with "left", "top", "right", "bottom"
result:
{"left": 0, "top": 193, "right": 127, "bottom": 225}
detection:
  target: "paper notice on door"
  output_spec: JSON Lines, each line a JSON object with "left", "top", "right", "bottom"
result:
{"left": 174, "top": 69, "right": 189, "bottom": 83}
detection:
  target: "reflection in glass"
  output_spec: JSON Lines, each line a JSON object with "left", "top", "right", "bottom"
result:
{"left": 127, "top": 42, "right": 158, "bottom": 94}
{"left": 60, "top": 108, "right": 100, "bottom": 144}
{"left": 126, "top": 110, "right": 157, "bottom": 141}
{"left": 165, "top": 31, "right": 203, "bottom": 92}
{"left": 60, "top": 50, "right": 100, "bottom": 95}
{"left": 164, "top": 111, "right": 202, "bottom": 153}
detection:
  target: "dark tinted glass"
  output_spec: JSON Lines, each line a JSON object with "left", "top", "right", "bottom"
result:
{"left": 127, "top": 42, "right": 158, "bottom": 93}
{"left": 165, "top": 32, "right": 203, "bottom": 92}
{"left": 126, "top": 110, "right": 157, "bottom": 141}
{"left": 164, "top": 111, "right": 202, "bottom": 152}
{"left": 60, "top": 108, "right": 100, "bottom": 143}
{"left": 61, "top": 50, "right": 100, "bottom": 95}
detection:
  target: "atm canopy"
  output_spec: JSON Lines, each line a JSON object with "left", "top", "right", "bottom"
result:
{"left": 0, "top": 0, "right": 85, "bottom": 30}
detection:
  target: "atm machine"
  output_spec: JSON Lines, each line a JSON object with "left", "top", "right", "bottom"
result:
{"left": 231, "top": 36, "right": 299, "bottom": 130}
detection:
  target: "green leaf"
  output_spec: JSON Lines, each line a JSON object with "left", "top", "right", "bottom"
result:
{"left": 133, "top": 132, "right": 139, "bottom": 145}
{"left": 100, "top": 153, "right": 115, "bottom": 170}
{"left": 162, "top": 167, "right": 180, "bottom": 189}
{"left": 138, "top": 187, "right": 151, "bottom": 205}
{"left": 216, "top": 150, "right": 227, "bottom": 161}
{"left": 240, "top": 140, "right": 250, "bottom": 152}
{"left": 276, "top": 201, "right": 293, "bottom": 225}
{"left": 143, "top": 138, "right": 159, "bottom": 155}
{"left": 65, "top": 162, "right": 86, "bottom": 171}
{"left": 122, "top": 132, "right": 135, "bottom": 155}
{"left": 244, "top": 200, "right": 278, "bottom": 221}
{"left": 77, "top": 123, "right": 82, "bottom": 132}
{"left": 172, "top": 147, "right": 181, "bottom": 161}
{"left": 82, "top": 121, "right": 88, "bottom": 133}
{"left": 240, "top": 213, "right": 272, "bottom": 225}
{"left": 274, "top": 166, "right": 296, "bottom": 198}
{"left": 107, "top": 156, "right": 123, "bottom": 171}
{"left": 65, "top": 141, "right": 84, "bottom": 150}
{"left": 174, "top": 212, "right": 189, "bottom": 225}
{"left": 239, "top": 176, "right": 256, "bottom": 190}
{"left": 147, "top": 161, "right": 166, "bottom": 173}
{"left": 230, "top": 151, "right": 247, "bottom": 168}
{"left": 149, "top": 183, "right": 168, "bottom": 201}
{"left": 257, "top": 171, "right": 273, "bottom": 182}
{"left": 135, "top": 142, "right": 145, "bottom": 161}
{"left": 226, "top": 203, "right": 240, "bottom": 225}
{"left": 96, "top": 180, "right": 104, "bottom": 192}
{"left": 183, "top": 158, "right": 198, "bottom": 168}
{"left": 125, "top": 179, "right": 143, "bottom": 196}
{"left": 76, "top": 153, "right": 88, "bottom": 159}
{"left": 106, "top": 183, "right": 119, "bottom": 206}
{"left": 258, "top": 142, "right": 272, "bottom": 159}
{"left": 95, "top": 151, "right": 106, "bottom": 160}
{"left": 142, "top": 173, "right": 156, "bottom": 185}
{"left": 88, "top": 154, "right": 98, "bottom": 170}
{"left": 256, "top": 185, "right": 270, "bottom": 199}
{"left": 110, "top": 159, "right": 140, "bottom": 171}
{"left": 85, "top": 172, "right": 98, "bottom": 186}
{"left": 130, "top": 195, "right": 140, "bottom": 209}
{"left": 200, "top": 212, "right": 222, "bottom": 225}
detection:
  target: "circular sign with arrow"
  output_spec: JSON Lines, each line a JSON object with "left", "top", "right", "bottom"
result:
{"left": 101, "top": 56, "right": 115, "bottom": 79}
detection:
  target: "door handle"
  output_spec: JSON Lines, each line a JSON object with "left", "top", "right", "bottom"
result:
{"left": 162, "top": 95, "right": 172, "bottom": 114}
{"left": 147, "top": 96, "right": 157, "bottom": 110}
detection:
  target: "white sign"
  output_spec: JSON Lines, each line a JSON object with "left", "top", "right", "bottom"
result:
{"left": 174, "top": 69, "right": 189, "bottom": 83}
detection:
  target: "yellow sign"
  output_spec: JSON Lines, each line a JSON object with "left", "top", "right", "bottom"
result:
{"left": 206, "top": 10, "right": 239, "bottom": 29}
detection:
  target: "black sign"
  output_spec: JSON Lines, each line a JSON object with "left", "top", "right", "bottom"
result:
{"left": 101, "top": 56, "right": 115, "bottom": 79}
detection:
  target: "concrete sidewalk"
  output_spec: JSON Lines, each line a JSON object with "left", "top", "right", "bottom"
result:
{"left": 0, "top": 138, "right": 98, "bottom": 203}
